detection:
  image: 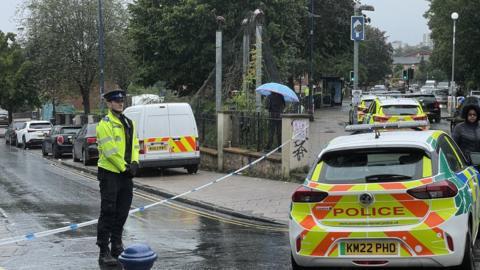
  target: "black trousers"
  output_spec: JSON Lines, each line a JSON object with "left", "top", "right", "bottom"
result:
{"left": 266, "top": 112, "right": 282, "bottom": 150}
{"left": 96, "top": 167, "right": 133, "bottom": 247}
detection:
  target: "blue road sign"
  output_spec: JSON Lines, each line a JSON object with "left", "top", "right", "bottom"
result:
{"left": 351, "top": 16, "right": 365, "bottom": 41}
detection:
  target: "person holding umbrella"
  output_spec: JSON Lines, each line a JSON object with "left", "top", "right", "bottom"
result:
{"left": 256, "top": 83, "right": 299, "bottom": 152}
{"left": 265, "top": 92, "right": 285, "bottom": 151}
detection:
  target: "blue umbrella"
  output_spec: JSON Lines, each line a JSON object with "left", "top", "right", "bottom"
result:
{"left": 255, "top": 83, "right": 300, "bottom": 103}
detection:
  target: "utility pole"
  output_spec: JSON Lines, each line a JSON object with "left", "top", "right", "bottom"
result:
{"left": 308, "top": 0, "right": 314, "bottom": 116}
{"left": 353, "top": 5, "right": 359, "bottom": 90}
{"left": 97, "top": 0, "right": 105, "bottom": 113}
{"left": 254, "top": 9, "right": 264, "bottom": 112}
{"left": 215, "top": 16, "right": 224, "bottom": 112}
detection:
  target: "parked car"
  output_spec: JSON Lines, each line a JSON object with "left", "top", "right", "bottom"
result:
{"left": 42, "top": 125, "right": 82, "bottom": 158}
{"left": 449, "top": 96, "right": 480, "bottom": 132}
{"left": 0, "top": 110, "right": 8, "bottom": 126}
{"left": 4, "top": 119, "right": 29, "bottom": 145}
{"left": 469, "top": 90, "right": 480, "bottom": 98}
{"left": 72, "top": 123, "right": 99, "bottom": 166}
{"left": 433, "top": 88, "right": 448, "bottom": 105}
{"left": 123, "top": 103, "right": 200, "bottom": 174}
{"left": 406, "top": 93, "right": 441, "bottom": 123}
{"left": 16, "top": 120, "right": 52, "bottom": 149}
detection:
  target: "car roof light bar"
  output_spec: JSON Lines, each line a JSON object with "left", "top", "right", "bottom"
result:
{"left": 345, "top": 120, "right": 430, "bottom": 133}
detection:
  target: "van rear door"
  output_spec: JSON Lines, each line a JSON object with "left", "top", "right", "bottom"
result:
{"left": 168, "top": 104, "right": 198, "bottom": 160}
{"left": 143, "top": 105, "right": 171, "bottom": 161}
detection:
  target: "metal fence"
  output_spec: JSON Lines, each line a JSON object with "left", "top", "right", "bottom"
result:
{"left": 195, "top": 113, "right": 217, "bottom": 148}
{"left": 230, "top": 112, "right": 281, "bottom": 152}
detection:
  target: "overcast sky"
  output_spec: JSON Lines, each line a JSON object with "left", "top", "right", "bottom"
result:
{"left": 0, "top": 0, "right": 430, "bottom": 45}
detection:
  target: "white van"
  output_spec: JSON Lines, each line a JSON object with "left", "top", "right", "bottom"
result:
{"left": 123, "top": 103, "right": 200, "bottom": 174}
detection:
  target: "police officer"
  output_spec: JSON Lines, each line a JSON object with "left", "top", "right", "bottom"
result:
{"left": 96, "top": 89, "right": 140, "bottom": 266}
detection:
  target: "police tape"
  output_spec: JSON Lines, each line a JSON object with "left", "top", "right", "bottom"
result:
{"left": 0, "top": 127, "right": 308, "bottom": 246}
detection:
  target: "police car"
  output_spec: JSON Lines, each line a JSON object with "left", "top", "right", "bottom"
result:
{"left": 289, "top": 123, "right": 479, "bottom": 269}
{"left": 349, "top": 94, "right": 376, "bottom": 124}
{"left": 363, "top": 97, "right": 428, "bottom": 126}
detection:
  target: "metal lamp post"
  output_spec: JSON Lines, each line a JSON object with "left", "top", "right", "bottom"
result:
{"left": 451, "top": 12, "right": 458, "bottom": 96}
{"left": 449, "top": 12, "right": 458, "bottom": 115}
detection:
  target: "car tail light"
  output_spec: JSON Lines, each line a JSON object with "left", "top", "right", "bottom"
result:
{"left": 196, "top": 138, "right": 200, "bottom": 151}
{"left": 446, "top": 233, "right": 454, "bottom": 251}
{"left": 296, "top": 236, "right": 302, "bottom": 252}
{"left": 57, "top": 136, "right": 64, "bottom": 145}
{"left": 373, "top": 116, "right": 389, "bottom": 123}
{"left": 413, "top": 115, "right": 427, "bottom": 121}
{"left": 292, "top": 186, "right": 328, "bottom": 203}
{"left": 86, "top": 137, "right": 97, "bottom": 144}
{"left": 407, "top": 180, "right": 458, "bottom": 199}
{"left": 139, "top": 140, "right": 145, "bottom": 154}
{"left": 434, "top": 101, "right": 440, "bottom": 109}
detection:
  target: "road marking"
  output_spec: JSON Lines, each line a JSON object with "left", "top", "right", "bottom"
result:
{"left": 0, "top": 208, "right": 8, "bottom": 218}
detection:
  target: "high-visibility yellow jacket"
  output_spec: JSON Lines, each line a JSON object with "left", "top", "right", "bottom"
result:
{"left": 96, "top": 110, "right": 140, "bottom": 173}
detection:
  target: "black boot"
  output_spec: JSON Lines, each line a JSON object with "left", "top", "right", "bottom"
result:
{"left": 98, "top": 245, "right": 118, "bottom": 266}
{"left": 111, "top": 241, "right": 124, "bottom": 258}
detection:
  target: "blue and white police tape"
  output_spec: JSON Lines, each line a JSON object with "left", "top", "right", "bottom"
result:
{"left": 0, "top": 128, "right": 308, "bottom": 247}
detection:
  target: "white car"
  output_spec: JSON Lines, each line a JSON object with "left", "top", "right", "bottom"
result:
{"left": 16, "top": 120, "right": 53, "bottom": 149}
{"left": 290, "top": 126, "right": 478, "bottom": 269}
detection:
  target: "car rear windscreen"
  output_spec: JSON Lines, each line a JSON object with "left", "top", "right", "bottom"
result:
{"left": 30, "top": 123, "right": 51, "bottom": 129}
{"left": 381, "top": 105, "right": 419, "bottom": 115}
{"left": 313, "top": 148, "right": 430, "bottom": 184}
{"left": 61, "top": 127, "right": 81, "bottom": 134}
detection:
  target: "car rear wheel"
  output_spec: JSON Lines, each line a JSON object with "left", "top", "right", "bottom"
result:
{"left": 82, "top": 149, "right": 90, "bottom": 166}
{"left": 22, "top": 137, "right": 28, "bottom": 149}
{"left": 291, "top": 253, "right": 309, "bottom": 270}
{"left": 72, "top": 147, "right": 80, "bottom": 162}
{"left": 53, "top": 145, "right": 61, "bottom": 159}
{"left": 42, "top": 143, "right": 48, "bottom": 156}
{"left": 454, "top": 229, "right": 475, "bottom": 270}
{"left": 186, "top": 165, "right": 198, "bottom": 174}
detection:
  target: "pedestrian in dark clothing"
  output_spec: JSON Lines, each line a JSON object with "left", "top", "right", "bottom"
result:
{"left": 452, "top": 104, "right": 480, "bottom": 160}
{"left": 266, "top": 92, "right": 285, "bottom": 151}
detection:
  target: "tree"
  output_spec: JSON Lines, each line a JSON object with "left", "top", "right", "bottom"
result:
{"left": 426, "top": 0, "right": 480, "bottom": 88}
{"left": 359, "top": 26, "right": 393, "bottom": 85}
{"left": 0, "top": 31, "right": 40, "bottom": 122}
{"left": 128, "top": 0, "right": 355, "bottom": 94}
{"left": 23, "top": 0, "right": 132, "bottom": 114}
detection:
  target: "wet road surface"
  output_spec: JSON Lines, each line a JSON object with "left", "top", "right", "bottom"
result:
{"left": 0, "top": 141, "right": 290, "bottom": 269}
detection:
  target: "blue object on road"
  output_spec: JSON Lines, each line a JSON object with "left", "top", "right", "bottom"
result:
{"left": 255, "top": 83, "right": 300, "bottom": 103}
{"left": 118, "top": 244, "right": 157, "bottom": 270}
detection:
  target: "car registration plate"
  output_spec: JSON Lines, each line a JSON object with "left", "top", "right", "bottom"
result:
{"left": 340, "top": 241, "right": 398, "bottom": 256}
{"left": 147, "top": 144, "right": 168, "bottom": 152}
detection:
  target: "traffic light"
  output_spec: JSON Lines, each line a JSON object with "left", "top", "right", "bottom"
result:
{"left": 350, "top": 71, "right": 355, "bottom": 82}
{"left": 402, "top": 70, "right": 408, "bottom": 80}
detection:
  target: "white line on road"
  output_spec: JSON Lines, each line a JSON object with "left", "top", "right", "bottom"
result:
{"left": 0, "top": 207, "right": 8, "bottom": 218}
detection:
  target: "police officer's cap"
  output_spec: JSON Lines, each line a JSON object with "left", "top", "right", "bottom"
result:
{"left": 103, "top": 89, "right": 126, "bottom": 102}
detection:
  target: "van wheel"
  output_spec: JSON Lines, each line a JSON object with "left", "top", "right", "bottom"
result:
{"left": 186, "top": 165, "right": 198, "bottom": 174}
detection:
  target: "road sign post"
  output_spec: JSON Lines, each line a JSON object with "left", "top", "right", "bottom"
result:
{"left": 351, "top": 16, "right": 365, "bottom": 90}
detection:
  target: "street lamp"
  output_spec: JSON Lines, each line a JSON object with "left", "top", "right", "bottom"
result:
{"left": 448, "top": 12, "right": 458, "bottom": 115}
{"left": 450, "top": 12, "right": 458, "bottom": 96}
{"left": 97, "top": 0, "right": 105, "bottom": 113}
